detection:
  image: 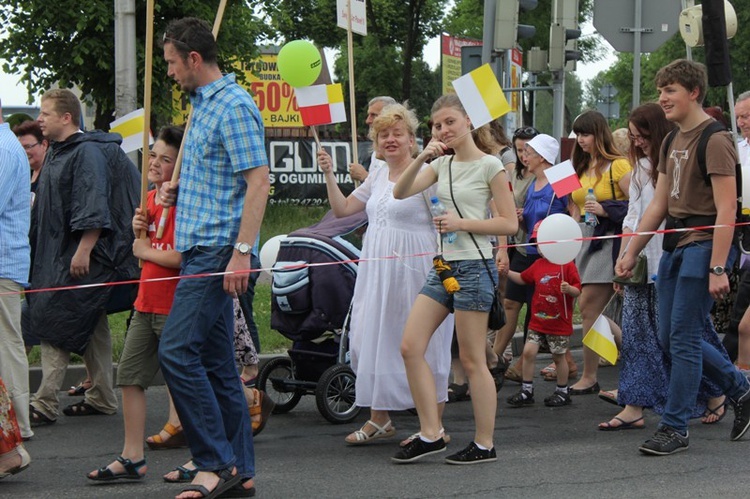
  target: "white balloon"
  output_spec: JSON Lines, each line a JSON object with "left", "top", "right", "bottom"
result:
{"left": 536, "top": 214, "right": 583, "bottom": 265}
{"left": 259, "top": 234, "right": 287, "bottom": 275}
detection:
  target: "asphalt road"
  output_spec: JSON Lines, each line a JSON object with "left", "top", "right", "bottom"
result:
{"left": 7, "top": 349, "right": 750, "bottom": 498}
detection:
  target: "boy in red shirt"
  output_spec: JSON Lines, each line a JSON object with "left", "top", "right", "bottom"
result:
{"left": 87, "top": 126, "right": 183, "bottom": 480}
{"left": 507, "top": 222, "right": 582, "bottom": 407}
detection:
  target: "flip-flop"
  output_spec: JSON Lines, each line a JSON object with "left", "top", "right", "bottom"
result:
{"left": 701, "top": 400, "right": 728, "bottom": 424}
{"left": 598, "top": 416, "right": 645, "bottom": 431}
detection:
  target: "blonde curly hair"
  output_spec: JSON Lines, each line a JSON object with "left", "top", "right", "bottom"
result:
{"left": 368, "top": 102, "right": 419, "bottom": 156}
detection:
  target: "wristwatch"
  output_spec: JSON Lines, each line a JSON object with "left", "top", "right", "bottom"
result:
{"left": 709, "top": 265, "right": 726, "bottom": 276}
{"left": 234, "top": 242, "right": 252, "bottom": 256}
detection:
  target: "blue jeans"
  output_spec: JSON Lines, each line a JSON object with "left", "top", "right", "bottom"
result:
{"left": 656, "top": 241, "right": 748, "bottom": 432}
{"left": 159, "top": 245, "right": 254, "bottom": 476}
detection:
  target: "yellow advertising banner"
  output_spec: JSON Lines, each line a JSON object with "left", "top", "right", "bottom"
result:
{"left": 440, "top": 34, "right": 482, "bottom": 95}
{"left": 172, "top": 53, "right": 303, "bottom": 128}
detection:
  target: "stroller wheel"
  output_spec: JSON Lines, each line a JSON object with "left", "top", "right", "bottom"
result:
{"left": 315, "top": 364, "right": 361, "bottom": 424}
{"left": 257, "top": 356, "right": 302, "bottom": 414}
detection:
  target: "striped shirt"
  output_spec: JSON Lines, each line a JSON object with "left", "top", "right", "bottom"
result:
{"left": 175, "top": 74, "right": 268, "bottom": 251}
{"left": 0, "top": 123, "right": 31, "bottom": 285}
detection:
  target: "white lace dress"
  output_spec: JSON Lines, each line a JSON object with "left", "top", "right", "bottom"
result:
{"left": 350, "top": 167, "right": 453, "bottom": 409}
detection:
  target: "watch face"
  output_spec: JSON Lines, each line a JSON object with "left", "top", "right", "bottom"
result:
{"left": 236, "top": 242, "right": 251, "bottom": 254}
{"left": 712, "top": 266, "right": 725, "bottom": 275}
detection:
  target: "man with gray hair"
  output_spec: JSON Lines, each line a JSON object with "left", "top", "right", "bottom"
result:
{"left": 735, "top": 91, "right": 750, "bottom": 168}
{"left": 349, "top": 95, "right": 397, "bottom": 182}
{"left": 0, "top": 98, "right": 32, "bottom": 439}
{"left": 723, "top": 90, "right": 750, "bottom": 362}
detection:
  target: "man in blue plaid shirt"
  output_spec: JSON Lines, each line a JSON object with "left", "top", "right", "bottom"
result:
{"left": 158, "top": 17, "right": 270, "bottom": 499}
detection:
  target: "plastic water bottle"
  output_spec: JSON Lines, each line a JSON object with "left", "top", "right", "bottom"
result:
{"left": 430, "top": 197, "right": 457, "bottom": 243}
{"left": 584, "top": 188, "right": 598, "bottom": 226}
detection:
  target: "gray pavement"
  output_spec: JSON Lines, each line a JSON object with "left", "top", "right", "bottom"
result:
{"left": 9, "top": 348, "right": 750, "bottom": 498}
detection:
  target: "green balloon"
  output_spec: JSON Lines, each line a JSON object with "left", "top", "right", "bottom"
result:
{"left": 277, "top": 40, "right": 322, "bottom": 88}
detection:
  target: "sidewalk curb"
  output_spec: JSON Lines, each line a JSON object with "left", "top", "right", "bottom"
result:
{"left": 28, "top": 353, "right": 285, "bottom": 393}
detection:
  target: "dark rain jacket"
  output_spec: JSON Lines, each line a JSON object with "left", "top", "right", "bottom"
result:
{"left": 27, "top": 131, "right": 140, "bottom": 354}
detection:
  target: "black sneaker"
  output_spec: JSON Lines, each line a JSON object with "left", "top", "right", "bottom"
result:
{"left": 391, "top": 437, "right": 446, "bottom": 464}
{"left": 444, "top": 442, "right": 497, "bottom": 465}
{"left": 638, "top": 426, "right": 689, "bottom": 456}
{"left": 544, "top": 391, "right": 572, "bottom": 407}
{"left": 507, "top": 390, "right": 534, "bottom": 407}
{"left": 730, "top": 383, "right": 750, "bottom": 441}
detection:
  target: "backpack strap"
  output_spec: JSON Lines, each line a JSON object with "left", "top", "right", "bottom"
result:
{"left": 659, "top": 120, "right": 731, "bottom": 187}
{"left": 695, "top": 120, "right": 728, "bottom": 186}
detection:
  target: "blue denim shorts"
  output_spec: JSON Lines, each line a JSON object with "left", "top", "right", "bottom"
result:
{"left": 420, "top": 259, "right": 496, "bottom": 312}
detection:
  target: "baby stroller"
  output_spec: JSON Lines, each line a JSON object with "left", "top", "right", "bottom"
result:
{"left": 257, "top": 210, "right": 367, "bottom": 424}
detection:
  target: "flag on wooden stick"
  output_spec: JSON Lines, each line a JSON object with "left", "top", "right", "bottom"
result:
{"left": 452, "top": 63, "right": 511, "bottom": 128}
{"left": 294, "top": 83, "right": 347, "bottom": 126}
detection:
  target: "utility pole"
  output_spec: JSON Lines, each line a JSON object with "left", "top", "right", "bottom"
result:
{"left": 115, "top": 0, "right": 138, "bottom": 160}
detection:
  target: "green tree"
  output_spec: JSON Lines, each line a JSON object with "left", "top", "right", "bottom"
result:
{"left": 0, "top": 0, "right": 270, "bottom": 129}
{"left": 260, "top": 0, "right": 447, "bottom": 127}
{"left": 591, "top": 0, "right": 750, "bottom": 119}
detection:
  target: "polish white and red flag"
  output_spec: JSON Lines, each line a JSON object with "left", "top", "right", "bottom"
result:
{"left": 544, "top": 159, "right": 582, "bottom": 198}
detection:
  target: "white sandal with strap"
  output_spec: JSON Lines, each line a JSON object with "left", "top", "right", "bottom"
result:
{"left": 345, "top": 420, "right": 396, "bottom": 445}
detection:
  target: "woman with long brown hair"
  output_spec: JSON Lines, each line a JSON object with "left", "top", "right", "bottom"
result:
{"left": 566, "top": 110, "right": 632, "bottom": 395}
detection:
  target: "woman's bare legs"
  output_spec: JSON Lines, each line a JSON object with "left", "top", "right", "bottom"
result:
{"left": 401, "top": 295, "right": 451, "bottom": 441}
{"left": 456, "top": 310, "right": 496, "bottom": 449}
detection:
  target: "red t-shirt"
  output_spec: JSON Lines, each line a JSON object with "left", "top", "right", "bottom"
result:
{"left": 133, "top": 190, "right": 179, "bottom": 315}
{"left": 520, "top": 258, "right": 581, "bottom": 336}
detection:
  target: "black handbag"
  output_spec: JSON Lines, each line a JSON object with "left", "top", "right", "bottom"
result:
{"left": 446, "top": 156, "right": 506, "bottom": 330}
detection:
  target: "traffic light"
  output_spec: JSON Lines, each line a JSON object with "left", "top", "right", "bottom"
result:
{"left": 494, "top": 0, "right": 538, "bottom": 51}
{"left": 548, "top": 23, "right": 581, "bottom": 71}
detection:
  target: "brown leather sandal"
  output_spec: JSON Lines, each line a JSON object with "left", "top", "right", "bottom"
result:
{"left": 146, "top": 422, "right": 187, "bottom": 450}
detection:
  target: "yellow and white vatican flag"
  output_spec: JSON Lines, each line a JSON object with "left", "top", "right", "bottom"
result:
{"left": 452, "top": 63, "right": 511, "bottom": 128}
{"left": 583, "top": 314, "right": 618, "bottom": 365}
{"left": 110, "top": 108, "right": 153, "bottom": 154}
